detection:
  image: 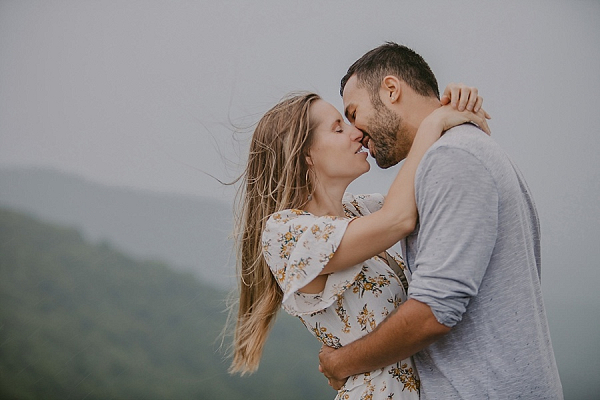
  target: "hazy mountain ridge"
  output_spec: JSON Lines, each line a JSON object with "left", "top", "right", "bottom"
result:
{"left": 0, "top": 167, "right": 235, "bottom": 288}
{"left": 1, "top": 167, "right": 598, "bottom": 399}
{"left": 0, "top": 207, "right": 330, "bottom": 399}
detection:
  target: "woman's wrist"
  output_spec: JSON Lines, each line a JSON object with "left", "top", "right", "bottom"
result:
{"left": 419, "top": 110, "right": 445, "bottom": 136}
{"left": 412, "top": 115, "right": 444, "bottom": 150}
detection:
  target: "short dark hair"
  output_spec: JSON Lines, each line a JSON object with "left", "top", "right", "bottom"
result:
{"left": 340, "top": 42, "right": 440, "bottom": 100}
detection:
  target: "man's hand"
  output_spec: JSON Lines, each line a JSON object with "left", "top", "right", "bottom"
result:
{"left": 317, "top": 299, "right": 451, "bottom": 391}
{"left": 318, "top": 345, "right": 348, "bottom": 391}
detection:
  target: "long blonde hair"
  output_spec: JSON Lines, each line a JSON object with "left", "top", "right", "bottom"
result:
{"left": 229, "top": 92, "right": 321, "bottom": 375}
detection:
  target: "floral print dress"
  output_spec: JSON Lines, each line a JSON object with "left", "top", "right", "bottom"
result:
{"left": 262, "top": 193, "right": 420, "bottom": 400}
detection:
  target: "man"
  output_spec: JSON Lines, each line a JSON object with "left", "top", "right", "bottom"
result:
{"left": 319, "top": 42, "right": 563, "bottom": 399}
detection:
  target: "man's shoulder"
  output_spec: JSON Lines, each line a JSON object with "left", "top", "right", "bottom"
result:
{"left": 418, "top": 123, "right": 520, "bottom": 192}
{"left": 435, "top": 123, "right": 490, "bottom": 149}
{"left": 425, "top": 123, "right": 505, "bottom": 163}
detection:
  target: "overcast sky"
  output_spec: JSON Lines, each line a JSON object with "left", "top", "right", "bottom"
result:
{"left": 1, "top": 0, "right": 599, "bottom": 392}
{"left": 1, "top": 0, "right": 597, "bottom": 198}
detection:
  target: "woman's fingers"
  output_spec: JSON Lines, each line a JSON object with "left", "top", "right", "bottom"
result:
{"left": 470, "top": 108, "right": 491, "bottom": 135}
{"left": 457, "top": 86, "right": 468, "bottom": 111}
{"left": 465, "top": 88, "right": 479, "bottom": 111}
{"left": 451, "top": 85, "right": 461, "bottom": 109}
{"left": 440, "top": 84, "right": 452, "bottom": 105}
{"left": 477, "top": 118, "right": 491, "bottom": 135}
{"left": 442, "top": 83, "right": 487, "bottom": 114}
{"left": 474, "top": 95, "right": 484, "bottom": 113}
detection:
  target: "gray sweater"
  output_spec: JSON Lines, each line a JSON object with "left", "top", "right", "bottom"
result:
{"left": 404, "top": 124, "right": 563, "bottom": 399}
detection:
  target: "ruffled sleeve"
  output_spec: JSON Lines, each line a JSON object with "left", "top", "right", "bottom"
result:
{"left": 342, "top": 192, "right": 384, "bottom": 216}
{"left": 262, "top": 209, "right": 364, "bottom": 315}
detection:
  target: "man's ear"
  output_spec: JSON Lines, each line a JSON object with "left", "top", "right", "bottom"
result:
{"left": 381, "top": 75, "right": 401, "bottom": 104}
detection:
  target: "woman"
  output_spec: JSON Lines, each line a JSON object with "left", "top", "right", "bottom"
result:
{"left": 230, "top": 85, "right": 489, "bottom": 399}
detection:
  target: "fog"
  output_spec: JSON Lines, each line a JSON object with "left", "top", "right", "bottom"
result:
{"left": 1, "top": 1, "right": 599, "bottom": 397}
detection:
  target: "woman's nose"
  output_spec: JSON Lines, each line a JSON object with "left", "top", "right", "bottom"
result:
{"left": 348, "top": 125, "right": 363, "bottom": 142}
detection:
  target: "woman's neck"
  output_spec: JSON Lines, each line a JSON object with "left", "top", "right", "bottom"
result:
{"left": 304, "top": 182, "right": 348, "bottom": 217}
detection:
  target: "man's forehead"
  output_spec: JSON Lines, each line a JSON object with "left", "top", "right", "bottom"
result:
{"left": 342, "top": 76, "right": 361, "bottom": 117}
{"left": 342, "top": 75, "right": 360, "bottom": 98}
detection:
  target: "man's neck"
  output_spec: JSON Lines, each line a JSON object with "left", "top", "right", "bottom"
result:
{"left": 402, "top": 96, "right": 442, "bottom": 139}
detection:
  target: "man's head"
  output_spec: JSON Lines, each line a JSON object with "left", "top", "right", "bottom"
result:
{"left": 341, "top": 42, "right": 440, "bottom": 168}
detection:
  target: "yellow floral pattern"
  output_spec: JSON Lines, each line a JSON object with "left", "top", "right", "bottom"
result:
{"left": 262, "top": 193, "right": 419, "bottom": 399}
{"left": 335, "top": 296, "right": 351, "bottom": 334}
{"left": 310, "top": 322, "right": 342, "bottom": 348}
{"left": 357, "top": 304, "right": 377, "bottom": 332}
{"left": 388, "top": 363, "right": 420, "bottom": 393}
{"left": 352, "top": 266, "right": 391, "bottom": 298}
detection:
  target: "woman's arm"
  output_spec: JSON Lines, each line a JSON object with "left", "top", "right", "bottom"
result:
{"left": 320, "top": 104, "right": 490, "bottom": 275}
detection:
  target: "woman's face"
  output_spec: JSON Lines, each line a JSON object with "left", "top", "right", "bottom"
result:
{"left": 307, "top": 100, "right": 370, "bottom": 186}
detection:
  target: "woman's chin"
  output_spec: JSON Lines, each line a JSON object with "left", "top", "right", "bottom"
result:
{"left": 347, "top": 164, "right": 371, "bottom": 182}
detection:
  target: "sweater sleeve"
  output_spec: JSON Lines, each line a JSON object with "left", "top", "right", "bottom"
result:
{"left": 408, "top": 146, "right": 499, "bottom": 327}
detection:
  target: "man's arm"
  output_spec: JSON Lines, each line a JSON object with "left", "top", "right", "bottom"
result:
{"left": 320, "top": 132, "right": 499, "bottom": 388}
{"left": 319, "top": 298, "right": 450, "bottom": 386}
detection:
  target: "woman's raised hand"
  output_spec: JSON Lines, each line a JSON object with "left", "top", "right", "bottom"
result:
{"left": 426, "top": 102, "right": 491, "bottom": 135}
{"left": 437, "top": 82, "right": 492, "bottom": 135}
{"left": 440, "top": 82, "right": 492, "bottom": 119}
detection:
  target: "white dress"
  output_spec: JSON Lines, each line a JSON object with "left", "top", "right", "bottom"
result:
{"left": 262, "top": 193, "right": 420, "bottom": 400}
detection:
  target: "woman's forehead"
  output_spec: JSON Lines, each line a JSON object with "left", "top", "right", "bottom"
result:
{"left": 310, "top": 99, "right": 342, "bottom": 126}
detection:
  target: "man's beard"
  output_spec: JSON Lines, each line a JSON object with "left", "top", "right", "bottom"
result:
{"left": 367, "top": 103, "right": 410, "bottom": 169}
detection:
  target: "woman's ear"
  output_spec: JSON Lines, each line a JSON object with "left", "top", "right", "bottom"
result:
{"left": 305, "top": 154, "right": 313, "bottom": 166}
{"left": 381, "top": 75, "right": 401, "bottom": 104}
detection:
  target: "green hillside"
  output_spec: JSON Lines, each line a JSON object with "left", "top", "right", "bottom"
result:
{"left": 0, "top": 168, "right": 234, "bottom": 288}
{"left": 0, "top": 208, "right": 332, "bottom": 399}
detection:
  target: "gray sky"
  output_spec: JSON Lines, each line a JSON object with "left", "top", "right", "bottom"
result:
{"left": 0, "top": 1, "right": 597, "bottom": 188}
{"left": 1, "top": 0, "right": 600, "bottom": 391}
{"left": 2, "top": 1, "right": 597, "bottom": 201}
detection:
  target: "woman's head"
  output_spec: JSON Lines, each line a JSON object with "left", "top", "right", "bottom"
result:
{"left": 306, "top": 99, "right": 369, "bottom": 188}
{"left": 231, "top": 92, "right": 369, "bottom": 375}
{"left": 230, "top": 92, "right": 321, "bottom": 375}
{"left": 245, "top": 92, "right": 321, "bottom": 211}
